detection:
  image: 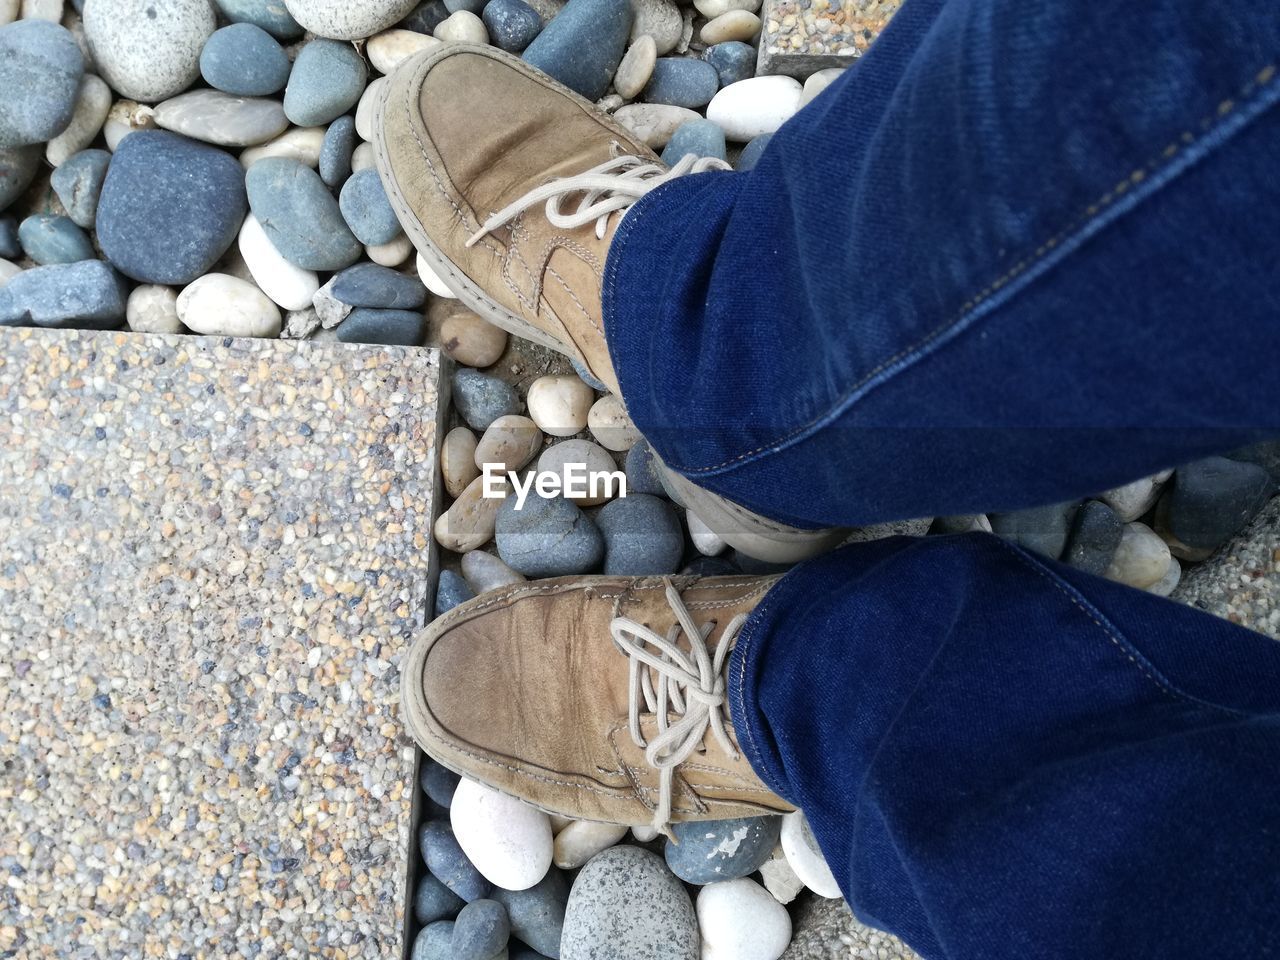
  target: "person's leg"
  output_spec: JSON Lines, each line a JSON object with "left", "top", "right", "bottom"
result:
{"left": 731, "top": 534, "right": 1280, "bottom": 957}
{"left": 605, "top": 0, "right": 1280, "bottom": 528}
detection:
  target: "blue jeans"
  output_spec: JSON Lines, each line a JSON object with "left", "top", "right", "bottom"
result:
{"left": 602, "top": 0, "right": 1280, "bottom": 955}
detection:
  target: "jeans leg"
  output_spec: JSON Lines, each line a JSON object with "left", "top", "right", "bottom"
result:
{"left": 603, "top": 0, "right": 1280, "bottom": 528}
{"left": 729, "top": 534, "right": 1280, "bottom": 958}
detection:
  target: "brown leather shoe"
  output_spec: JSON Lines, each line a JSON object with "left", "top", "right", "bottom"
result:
{"left": 400, "top": 575, "right": 795, "bottom": 829}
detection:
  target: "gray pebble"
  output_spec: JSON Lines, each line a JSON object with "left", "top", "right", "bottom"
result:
{"left": 152, "top": 89, "right": 290, "bottom": 148}
{"left": 419, "top": 821, "right": 492, "bottom": 902}
{"left": 495, "top": 493, "right": 605, "bottom": 577}
{"left": 629, "top": 0, "right": 682, "bottom": 55}
{"left": 336, "top": 307, "right": 427, "bottom": 345}
{"left": 989, "top": 501, "right": 1079, "bottom": 559}
{"left": 213, "top": 0, "right": 305, "bottom": 39}
{"left": 735, "top": 132, "right": 771, "bottom": 171}
{"left": 49, "top": 148, "right": 111, "bottom": 228}
{"left": 596, "top": 493, "right": 684, "bottom": 575}
{"left": 664, "top": 816, "right": 780, "bottom": 884}
{"left": 704, "top": 40, "right": 754, "bottom": 86}
{"left": 200, "top": 23, "right": 291, "bottom": 96}
{"left": 415, "top": 872, "right": 466, "bottom": 925}
{"left": 624, "top": 440, "right": 666, "bottom": 497}
{"left": 318, "top": 115, "right": 355, "bottom": 188}
{"left": 660, "top": 118, "right": 726, "bottom": 164}
{"left": 412, "top": 920, "right": 456, "bottom": 960}
{"left": 434, "top": 569, "right": 476, "bottom": 617}
{"left": 453, "top": 369, "right": 522, "bottom": 431}
{"left": 642, "top": 57, "right": 720, "bottom": 109}
{"left": 1158, "top": 456, "right": 1275, "bottom": 556}
{"left": 0, "top": 20, "right": 84, "bottom": 148}
{"left": 401, "top": 0, "right": 451, "bottom": 33}
{"left": 0, "top": 259, "right": 125, "bottom": 328}
{"left": 483, "top": 0, "right": 543, "bottom": 51}
{"left": 331, "top": 261, "right": 426, "bottom": 309}
{"left": 284, "top": 38, "right": 368, "bottom": 127}
{"left": 245, "top": 157, "right": 362, "bottom": 270}
{"left": 419, "top": 757, "right": 461, "bottom": 807}
{"left": 17, "top": 214, "right": 95, "bottom": 265}
{"left": 1061, "top": 499, "right": 1123, "bottom": 575}
{"left": 453, "top": 899, "right": 510, "bottom": 960}
{"left": 491, "top": 867, "right": 568, "bottom": 959}
{"left": 338, "top": 169, "right": 401, "bottom": 246}
{"left": 523, "top": 0, "right": 633, "bottom": 101}
{"left": 0, "top": 144, "right": 42, "bottom": 214}
{"left": 0, "top": 217, "right": 18, "bottom": 259}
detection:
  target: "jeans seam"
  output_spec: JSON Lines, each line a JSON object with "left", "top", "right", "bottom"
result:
{"left": 730, "top": 577, "right": 792, "bottom": 797}
{"left": 663, "top": 61, "right": 1280, "bottom": 478}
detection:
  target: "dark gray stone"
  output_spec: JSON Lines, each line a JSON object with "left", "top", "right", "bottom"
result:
{"left": 213, "top": 0, "right": 306, "bottom": 39}
{"left": 412, "top": 920, "right": 456, "bottom": 960}
{"left": 97, "top": 131, "right": 247, "bottom": 284}
{"left": 1161, "top": 456, "right": 1275, "bottom": 552}
{"left": 596, "top": 494, "right": 683, "bottom": 575}
{"left": 0, "top": 260, "right": 126, "bottom": 329}
{"left": 736, "top": 133, "right": 772, "bottom": 171}
{"left": 336, "top": 307, "right": 427, "bottom": 346}
{"left": 661, "top": 119, "right": 727, "bottom": 164}
{"left": 663, "top": 816, "right": 781, "bottom": 884}
{"left": 419, "top": 757, "right": 462, "bottom": 808}
{"left": 338, "top": 169, "right": 401, "bottom": 246}
{"left": 319, "top": 115, "right": 356, "bottom": 189}
{"left": 200, "top": 23, "right": 291, "bottom": 96}
{"left": 492, "top": 867, "right": 568, "bottom": 959}
{"left": 452, "top": 899, "right": 510, "bottom": 960}
{"left": 453, "top": 369, "right": 522, "bottom": 431}
{"left": 414, "top": 872, "right": 466, "bottom": 925}
{"left": 0, "top": 20, "right": 85, "bottom": 148}
{"left": 419, "top": 821, "right": 492, "bottom": 902}
{"left": 704, "top": 41, "right": 754, "bottom": 86}
{"left": 1227, "top": 438, "right": 1280, "bottom": 485}
{"left": 49, "top": 149, "right": 111, "bottom": 229}
{"left": 245, "top": 157, "right": 362, "bottom": 271}
{"left": 331, "top": 262, "right": 426, "bottom": 309}
{"left": 642, "top": 58, "right": 720, "bottom": 109}
{"left": 400, "top": 0, "right": 451, "bottom": 33}
{"left": 1061, "top": 500, "right": 1123, "bottom": 575}
{"left": 495, "top": 494, "right": 605, "bottom": 577}
{"left": 283, "top": 39, "right": 368, "bottom": 127}
{"left": 679, "top": 555, "right": 739, "bottom": 577}
{"left": 624, "top": 440, "right": 665, "bottom": 497}
{"left": 17, "top": 215, "right": 95, "bottom": 265}
{"left": 434, "top": 569, "right": 476, "bottom": 616}
{"left": 0, "top": 217, "right": 18, "bottom": 259}
{"left": 0, "top": 144, "right": 41, "bottom": 214}
{"left": 446, "top": 0, "right": 487, "bottom": 11}
{"left": 523, "top": 0, "right": 633, "bottom": 101}
{"left": 483, "top": 0, "right": 544, "bottom": 51}
{"left": 989, "top": 501, "right": 1079, "bottom": 559}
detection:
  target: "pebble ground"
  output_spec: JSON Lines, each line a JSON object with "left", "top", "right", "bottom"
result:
{"left": 760, "top": 0, "right": 903, "bottom": 72}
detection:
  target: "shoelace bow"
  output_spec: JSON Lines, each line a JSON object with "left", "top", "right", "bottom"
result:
{"left": 466, "top": 151, "right": 732, "bottom": 247}
{"left": 609, "top": 579, "right": 747, "bottom": 833}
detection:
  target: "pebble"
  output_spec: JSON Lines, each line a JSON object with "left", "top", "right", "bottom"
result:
{"left": 561, "top": 846, "right": 698, "bottom": 960}
{"left": 1060, "top": 499, "right": 1123, "bottom": 575}
{"left": 686, "top": 508, "right": 727, "bottom": 556}
{"left": 664, "top": 816, "right": 780, "bottom": 884}
{"left": 214, "top": 0, "right": 305, "bottom": 39}
{"left": 20, "top": 0, "right": 61, "bottom": 20}
{"left": 102, "top": 98, "right": 156, "bottom": 150}
{"left": 245, "top": 157, "right": 363, "bottom": 270}
{"left": 553, "top": 821, "right": 628, "bottom": 870}
{"left": 311, "top": 275, "right": 351, "bottom": 326}
{"left": 83, "top": 0, "right": 214, "bottom": 102}
{"left": 435, "top": 9, "right": 488, "bottom": 42}
{"left": 0, "top": 143, "right": 39, "bottom": 213}
{"left": 587, "top": 394, "right": 641, "bottom": 451}
{"left": 631, "top": 824, "right": 660, "bottom": 843}
{"left": 0, "top": 19, "right": 84, "bottom": 147}
{"left": 1103, "top": 521, "right": 1171, "bottom": 590}
{"left": 613, "top": 35, "right": 656, "bottom": 99}
{"left": 412, "top": 920, "right": 456, "bottom": 960}
{"left": 800, "top": 67, "right": 843, "bottom": 106}
{"left": 153, "top": 89, "right": 290, "bottom": 147}
{"left": 482, "top": 0, "right": 542, "bottom": 52}
{"left": 318, "top": 115, "right": 355, "bottom": 187}
{"left": 417, "top": 251, "right": 457, "bottom": 297}
{"left": 491, "top": 868, "right": 568, "bottom": 959}
{"left": 420, "top": 757, "right": 463, "bottom": 807}
{"left": 476, "top": 415, "right": 543, "bottom": 472}
{"left": 453, "top": 899, "right": 511, "bottom": 960}
{"left": 642, "top": 57, "right": 720, "bottom": 109}
{"left": 1154, "top": 456, "right": 1274, "bottom": 561}
{"left": 200, "top": 24, "right": 290, "bottom": 99}
{"left": 331, "top": 261, "right": 425, "bottom": 309}
{"left": 46, "top": 73, "right": 111, "bottom": 166}
{"left": 597, "top": 494, "right": 683, "bottom": 575}
{"left": 0, "top": 217, "right": 16, "bottom": 258}
{"left": 0, "top": 258, "right": 17, "bottom": 288}
{"left": 454, "top": 368, "right": 522, "bottom": 431}
{"left": 624, "top": 440, "right": 665, "bottom": 497}
{"left": 451, "top": 778, "right": 554, "bottom": 891}
{"left": 495, "top": 493, "right": 605, "bottom": 577}
{"left": 779, "top": 810, "right": 839, "bottom": 898}
{"left": 354, "top": 78, "right": 384, "bottom": 141}
{"left": 339, "top": 168, "right": 402, "bottom": 245}
{"left": 703, "top": 40, "right": 754, "bottom": 86}
{"left": 757, "top": 845, "right": 804, "bottom": 905}
{"left": 97, "top": 130, "right": 247, "bottom": 284}
{"left": 1098, "top": 474, "right": 1163, "bottom": 522}
{"left": 0, "top": 258, "right": 124, "bottom": 327}
{"left": 442, "top": 426, "right": 481, "bottom": 498}
{"left": 930, "top": 513, "right": 993, "bottom": 535}
{"left": 337, "top": 306, "right": 426, "bottom": 345}
{"left": 461, "top": 550, "right": 526, "bottom": 593}
{"left": 1147, "top": 554, "right": 1182, "bottom": 597}
{"left": 283, "top": 0, "right": 420, "bottom": 40}
{"left": 17, "top": 214, "right": 92, "bottom": 264}
{"left": 988, "top": 501, "right": 1078, "bottom": 560}
{"left": 523, "top": 0, "right": 633, "bottom": 101}
{"left": 284, "top": 38, "right": 368, "bottom": 126}
{"left": 694, "top": 0, "right": 758, "bottom": 16}
{"left": 526, "top": 374, "right": 594, "bottom": 437}
{"left": 402, "top": 0, "right": 451, "bottom": 34}
{"left": 446, "top": 0, "right": 486, "bottom": 14}
{"left": 177, "top": 272, "right": 282, "bottom": 337}
{"left": 239, "top": 125, "right": 326, "bottom": 168}
{"left": 415, "top": 871, "right": 467, "bottom": 925}
{"left": 536, "top": 439, "right": 620, "bottom": 506}
{"left": 661, "top": 118, "right": 726, "bottom": 163}
{"left": 700, "top": 9, "right": 759, "bottom": 44}
{"left": 441, "top": 309, "right": 509, "bottom": 367}
{"left": 612, "top": 102, "right": 700, "bottom": 147}
{"left": 367, "top": 28, "right": 440, "bottom": 73}
{"left": 697, "top": 878, "right": 791, "bottom": 960}
{"left": 238, "top": 213, "right": 320, "bottom": 311}
{"left": 435, "top": 474, "right": 506, "bottom": 552}
{"left": 125, "top": 284, "right": 182, "bottom": 333}
{"left": 735, "top": 131, "right": 771, "bottom": 170}
{"left": 420, "top": 819, "right": 493, "bottom": 901}
{"left": 628, "top": 0, "right": 680, "bottom": 55}
{"left": 706, "top": 76, "right": 802, "bottom": 141}
{"left": 1227, "top": 439, "right": 1280, "bottom": 484}
{"left": 367, "top": 232, "right": 413, "bottom": 265}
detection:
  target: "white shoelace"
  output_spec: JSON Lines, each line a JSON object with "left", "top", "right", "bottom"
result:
{"left": 465, "top": 151, "right": 732, "bottom": 248}
{"left": 609, "top": 580, "right": 747, "bottom": 832}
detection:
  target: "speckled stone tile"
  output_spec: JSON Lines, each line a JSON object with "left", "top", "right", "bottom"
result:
{"left": 0, "top": 329, "right": 443, "bottom": 959}
{"left": 758, "top": 0, "right": 903, "bottom": 77}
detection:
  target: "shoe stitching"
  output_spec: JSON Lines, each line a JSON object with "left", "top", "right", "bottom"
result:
{"left": 500, "top": 215, "right": 538, "bottom": 311}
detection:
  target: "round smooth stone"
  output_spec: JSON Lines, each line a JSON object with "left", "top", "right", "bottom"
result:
{"left": 339, "top": 168, "right": 401, "bottom": 245}
{"left": 0, "top": 258, "right": 21, "bottom": 289}
{"left": 451, "top": 778, "right": 554, "bottom": 892}
{"left": 367, "top": 28, "right": 440, "bottom": 73}
{"left": 354, "top": 77, "right": 384, "bottom": 141}
{"left": 629, "top": 0, "right": 681, "bottom": 56}
{"left": 435, "top": 475, "right": 505, "bottom": 552}
{"left": 350, "top": 140, "right": 377, "bottom": 173}
{"left": 412, "top": 920, "right": 456, "bottom": 960}
{"left": 214, "top": 0, "right": 305, "bottom": 39}
{"left": 597, "top": 494, "right": 683, "bottom": 575}
{"left": 125, "top": 284, "right": 181, "bottom": 333}
{"left": 417, "top": 251, "right": 457, "bottom": 298}
{"left": 988, "top": 501, "right": 1078, "bottom": 560}
{"left": 46, "top": 73, "right": 111, "bottom": 167}
{"left": 1098, "top": 474, "right": 1162, "bottom": 523}
{"left": 318, "top": 115, "right": 355, "bottom": 187}
{"left": 694, "top": 0, "right": 758, "bottom": 17}
{"left": 445, "top": 0, "right": 485, "bottom": 14}
{"left": 642, "top": 57, "right": 720, "bottom": 109}
{"left": 420, "top": 757, "right": 462, "bottom": 807}
{"left": 237, "top": 214, "right": 319, "bottom": 311}
{"left": 153, "top": 89, "right": 290, "bottom": 147}
{"left": 49, "top": 148, "right": 109, "bottom": 227}
{"left": 401, "top": 0, "right": 451, "bottom": 34}
{"left": 1060, "top": 499, "right": 1123, "bottom": 575}
{"left": 177, "top": 273, "right": 282, "bottom": 337}
{"left": 441, "top": 309, "right": 508, "bottom": 367}
{"left": 735, "top": 132, "right": 771, "bottom": 170}
{"left": 664, "top": 816, "right": 780, "bottom": 884}
{"left": 495, "top": 493, "right": 605, "bottom": 577}
{"left": 460, "top": 549, "right": 525, "bottom": 593}
{"left": 707, "top": 75, "right": 802, "bottom": 141}
{"left": 703, "top": 40, "right": 754, "bottom": 87}
{"left": 631, "top": 824, "right": 660, "bottom": 843}
{"left": 522, "top": 0, "right": 633, "bottom": 102}
{"left": 434, "top": 9, "right": 487, "bottom": 42}
{"left": 441, "top": 426, "right": 480, "bottom": 498}
{"left": 415, "top": 872, "right": 466, "bottom": 926}
{"left": 0, "top": 259, "right": 125, "bottom": 327}
{"left": 17, "top": 214, "right": 93, "bottom": 265}
{"left": 453, "top": 899, "right": 510, "bottom": 960}
{"left": 366, "top": 233, "right": 413, "bottom": 266}
{"left": 930, "top": 513, "right": 992, "bottom": 535}
{"left": 1147, "top": 555, "right": 1182, "bottom": 597}
{"left": 686, "top": 508, "right": 727, "bottom": 556}
{"left": 331, "top": 261, "right": 425, "bottom": 309}
{"left": 1104, "top": 521, "right": 1172, "bottom": 590}
{"left": 660, "top": 118, "right": 726, "bottom": 163}
{"left": 526, "top": 374, "right": 594, "bottom": 437}
{"left": 419, "top": 819, "right": 492, "bottom": 902}
{"left": 699, "top": 9, "right": 759, "bottom": 44}
{"left": 697, "top": 878, "right": 791, "bottom": 960}
{"left": 245, "top": 157, "right": 363, "bottom": 270}
{"left": 201, "top": 23, "right": 290, "bottom": 96}
{"left": 553, "top": 821, "right": 628, "bottom": 870}
{"left": 623, "top": 440, "right": 664, "bottom": 497}
{"left": 1155, "top": 456, "right": 1273, "bottom": 560}
{"left": 283, "top": 0, "right": 419, "bottom": 41}
{"left": 800, "top": 67, "right": 843, "bottom": 106}
{"left": 475, "top": 414, "right": 542, "bottom": 473}
{"left": 561, "top": 846, "right": 697, "bottom": 960}
{"left": 97, "top": 130, "right": 247, "bottom": 284}
{"left": 336, "top": 306, "right": 427, "bottom": 345}
{"left": 612, "top": 102, "right": 699, "bottom": 147}
{"left": 0, "top": 19, "right": 84, "bottom": 147}
{"left": 19, "top": 0, "right": 61, "bottom": 20}
{"left": 587, "top": 394, "right": 640, "bottom": 451}
{"left": 284, "top": 38, "right": 367, "bottom": 127}
{"left": 83, "top": 0, "right": 214, "bottom": 102}
{"left": 240, "top": 126, "right": 327, "bottom": 169}
{"left": 482, "top": 0, "right": 542, "bottom": 52}
{"left": 613, "top": 35, "right": 656, "bottom": 100}
{"left": 453, "top": 369, "right": 522, "bottom": 431}
{"left": 491, "top": 868, "right": 568, "bottom": 959}
{"left": 536, "top": 439, "right": 619, "bottom": 506}
{"left": 779, "top": 810, "right": 839, "bottom": 898}
{"left": 0, "top": 143, "right": 41, "bottom": 213}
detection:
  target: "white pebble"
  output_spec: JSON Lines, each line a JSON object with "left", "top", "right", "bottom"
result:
{"left": 553, "top": 821, "right": 629, "bottom": 869}
{"left": 1146, "top": 555, "right": 1182, "bottom": 597}
{"left": 434, "top": 9, "right": 487, "bottom": 43}
{"left": 780, "top": 811, "right": 840, "bottom": 898}
{"left": 0, "top": 0, "right": 16, "bottom": 23}
{"left": 21, "top": 0, "right": 62, "bottom": 21}
{"left": 694, "top": 0, "right": 760, "bottom": 16}
{"left": 350, "top": 140, "right": 376, "bottom": 172}
{"left": 460, "top": 550, "right": 526, "bottom": 594}
{"left": 282, "top": 0, "right": 419, "bottom": 42}
{"left": 1099, "top": 474, "right": 1164, "bottom": 522}
{"left": 612, "top": 103, "right": 702, "bottom": 147}
{"left": 46, "top": 74, "right": 111, "bottom": 167}
{"left": 367, "top": 28, "right": 441, "bottom": 74}
{"left": 475, "top": 414, "right": 543, "bottom": 472}
{"left": 707, "top": 75, "right": 803, "bottom": 141}
{"left": 697, "top": 878, "right": 792, "bottom": 960}
{"left": 125, "top": 284, "right": 181, "bottom": 334}
{"left": 587, "top": 394, "right": 641, "bottom": 451}
{"left": 801, "top": 67, "right": 844, "bottom": 107}
{"left": 630, "top": 824, "right": 660, "bottom": 843}
{"left": 366, "top": 233, "right": 413, "bottom": 266}
{"left": 526, "top": 374, "right": 595, "bottom": 438}
{"left": 687, "top": 508, "right": 727, "bottom": 556}
{"left": 238, "top": 214, "right": 321, "bottom": 312}
{"left": 176, "top": 273, "right": 282, "bottom": 339}
{"left": 758, "top": 845, "right": 804, "bottom": 905}
{"left": 416, "top": 251, "right": 456, "bottom": 298}
{"left": 0, "top": 259, "right": 21, "bottom": 288}
{"left": 240, "top": 126, "right": 327, "bottom": 169}
{"left": 451, "top": 777, "right": 553, "bottom": 891}
{"left": 1105, "top": 521, "right": 1171, "bottom": 590}
{"left": 355, "top": 77, "right": 385, "bottom": 142}
{"left": 537, "top": 440, "right": 619, "bottom": 506}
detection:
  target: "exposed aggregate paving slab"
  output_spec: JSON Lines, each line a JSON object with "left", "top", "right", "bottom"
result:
{"left": 758, "top": 0, "right": 904, "bottom": 77}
